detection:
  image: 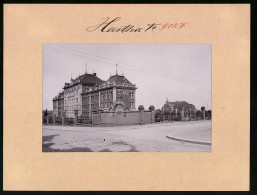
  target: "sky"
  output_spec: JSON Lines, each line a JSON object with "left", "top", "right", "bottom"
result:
{"left": 43, "top": 43, "right": 211, "bottom": 111}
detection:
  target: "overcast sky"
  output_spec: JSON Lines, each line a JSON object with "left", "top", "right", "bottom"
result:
{"left": 43, "top": 43, "right": 211, "bottom": 111}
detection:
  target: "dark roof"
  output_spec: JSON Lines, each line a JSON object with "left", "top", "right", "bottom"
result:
{"left": 64, "top": 73, "right": 104, "bottom": 89}
{"left": 168, "top": 101, "right": 187, "bottom": 106}
{"left": 165, "top": 101, "right": 195, "bottom": 109}
{"left": 53, "top": 92, "right": 64, "bottom": 101}
{"left": 79, "top": 73, "right": 103, "bottom": 85}
{"left": 107, "top": 74, "right": 133, "bottom": 85}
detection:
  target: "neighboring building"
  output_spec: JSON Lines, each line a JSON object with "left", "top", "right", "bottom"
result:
{"left": 162, "top": 100, "right": 196, "bottom": 120}
{"left": 53, "top": 71, "right": 137, "bottom": 118}
{"left": 52, "top": 92, "right": 64, "bottom": 118}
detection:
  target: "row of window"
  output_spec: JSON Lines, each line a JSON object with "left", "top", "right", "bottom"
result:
{"left": 82, "top": 103, "right": 99, "bottom": 109}
{"left": 81, "top": 102, "right": 113, "bottom": 109}
{"left": 82, "top": 111, "right": 90, "bottom": 115}
{"left": 66, "top": 90, "right": 135, "bottom": 103}
{"left": 82, "top": 91, "right": 113, "bottom": 101}
{"left": 64, "top": 101, "right": 135, "bottom": 111}
{"left": 82, "top": 94, "right": 100, "bottom": 101}
{"left": 65, "top": 97, "right": 78, "bottom": 104}
{"left": 65, "top": 105, "right": 81, "bottom": 110}
{"left": 66, "top": 111, "right": 74, "bottom": 116}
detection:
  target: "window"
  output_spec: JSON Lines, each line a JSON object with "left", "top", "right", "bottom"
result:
{"left": 76, "top": 98, "right": 78, "bottom": 103}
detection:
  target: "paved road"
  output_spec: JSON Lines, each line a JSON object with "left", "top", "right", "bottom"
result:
{"left": 42, "top": 120, "right": 211, "bottom": 152}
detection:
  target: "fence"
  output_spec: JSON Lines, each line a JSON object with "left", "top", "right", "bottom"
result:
{"left": 56, "top": 117, "right": 62, "bottom": 125}
{"left": 64, "top": 118, "right": 74, "bottom": 125}
{"left": 77, "top": 117, "right": 91, "bottom": 124}
{"left": 43, "top": 116, "right": 92, "bottom": 126}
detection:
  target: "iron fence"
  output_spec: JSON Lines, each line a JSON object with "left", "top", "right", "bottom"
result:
{"left": 48, "top": 116, "right": 53, "bottom": 124}
{"left": 77, "top": 117, "right": 92, "bottom": 124}
{"left": 65, "top": 118, "right": 74, "bottom": 125}
{"left": 43, "top": 117, "right": 47, "bottom": 124}
{"left": 56, "top": 117, "right": 62, "bottom": 124}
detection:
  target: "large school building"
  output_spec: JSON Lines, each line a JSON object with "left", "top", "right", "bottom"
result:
{"left": 53, "top": 71, "right": 137, "bottom": 118}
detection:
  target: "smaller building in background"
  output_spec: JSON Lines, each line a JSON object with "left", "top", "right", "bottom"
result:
{"left": 161, "top": 100, "right": 196, "bottom": 120}
{"left": 52, "top": 91, "right": 64, "bottom": 118}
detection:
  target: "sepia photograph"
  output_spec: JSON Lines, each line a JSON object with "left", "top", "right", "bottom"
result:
{"left": 43, "top": 43, "right": 212, "bottom": 152}
{"left": 4, "top": 4, "right": 250, "bottom": 191}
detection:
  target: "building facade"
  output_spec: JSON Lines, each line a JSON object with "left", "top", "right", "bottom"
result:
{"left": 53, "top": 72, "right": 137, "bottom": 119}
{"left": 52, "top": 92, "right": 64, "bottom": 118}
{"left": 81, "top": 74, "right": 137, "bottom": 118}
{"left": 162, "top": 100, "right": 196, "bottom": 120}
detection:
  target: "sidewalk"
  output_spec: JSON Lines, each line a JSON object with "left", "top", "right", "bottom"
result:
{"left": 166, "top": 129, "right": 211, "bottom": 145}
{"left": 43, "top": 120, "right": 210, "bottom": 132}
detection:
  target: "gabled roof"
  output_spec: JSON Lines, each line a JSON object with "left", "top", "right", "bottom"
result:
{"left": 166, "top": 101, "right": 186, "bottom": 107}
{"left": 107, "top": 74, "right": 133, "bottom": 85}
{"left": 79, "top": 73, "right": 103, "bottom": 85}
{"left": 165, "top": 101, "right": 195, "bottom": 109}
{"left": 64, "top": 73, "right": 104, "bottom": 89}
{"left": 53, "top": 92, "right": 64, "bottom": 101}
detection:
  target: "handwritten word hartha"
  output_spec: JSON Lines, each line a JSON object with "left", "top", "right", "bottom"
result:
{"left": 86, "top": 17, "right": 189, "bottom": 33}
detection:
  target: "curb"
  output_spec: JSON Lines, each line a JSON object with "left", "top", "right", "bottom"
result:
{"left": 166, "top": 135, "right": 211, "bottom": 146}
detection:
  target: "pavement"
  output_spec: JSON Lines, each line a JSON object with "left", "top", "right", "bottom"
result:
{"left": 42, "top": 120, "right": 212, "bottom": 152}
{"left": 166, "top": 129, "right": 211, "bottom": 145}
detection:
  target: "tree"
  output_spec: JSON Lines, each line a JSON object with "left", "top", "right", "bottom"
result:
{"left": 154, "top": 109, "right": 162, "bottom": 118}
{"left": 163, "top": 109, "right": 171, "bottom": 120}
{"left": 207, "top": 110, "right": 212, "bottom": 118}
{"left": 138, "top": 105, "right": 145, "bottom": 111}
{"left": 196, "top": 110, "right": 201, "bottom": 118}
{"left": 44, "top": 109, "right": 48, "bottom": 117}
{"left": 149, "top": 105, "right": 155, "bottom": 111}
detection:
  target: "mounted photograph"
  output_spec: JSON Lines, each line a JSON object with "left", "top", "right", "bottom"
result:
{"left": 43, "top": 43, "right": 212, "bottom": 152}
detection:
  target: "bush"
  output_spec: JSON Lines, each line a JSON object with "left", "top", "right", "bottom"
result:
{"left": 149, "top": 105, "right": 155, "bottom": 111}
{"left": 138, "top": 105, "right": 145, "bottom": 111}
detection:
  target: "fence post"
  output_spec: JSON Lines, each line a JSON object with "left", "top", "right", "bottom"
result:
{"left": 74, "top": 110, "right": 78, "bottom": 126}
{"left": 181, "top": 108, "right": 185, "bottom": 121}
{"left": 74, "top": 116, "right": 77, "bottom": 125}
{"left": 151, "top": 111, "right": 154, "bottom": 123}
{"left": 140, "top": 111, "right": 143, "bottom": 125}
{"left": 99, "top": 112, "right": 101, "bottom": 125}
{"left": 92, "top": 113, "right": 94, "bottom": 126}
{"left": 62, "top": 117, "right": 65, "bottom": 126}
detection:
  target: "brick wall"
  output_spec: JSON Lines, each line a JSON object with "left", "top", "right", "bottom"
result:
{"left": 92, "top": 111, "right": 154, "bottom": 126}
